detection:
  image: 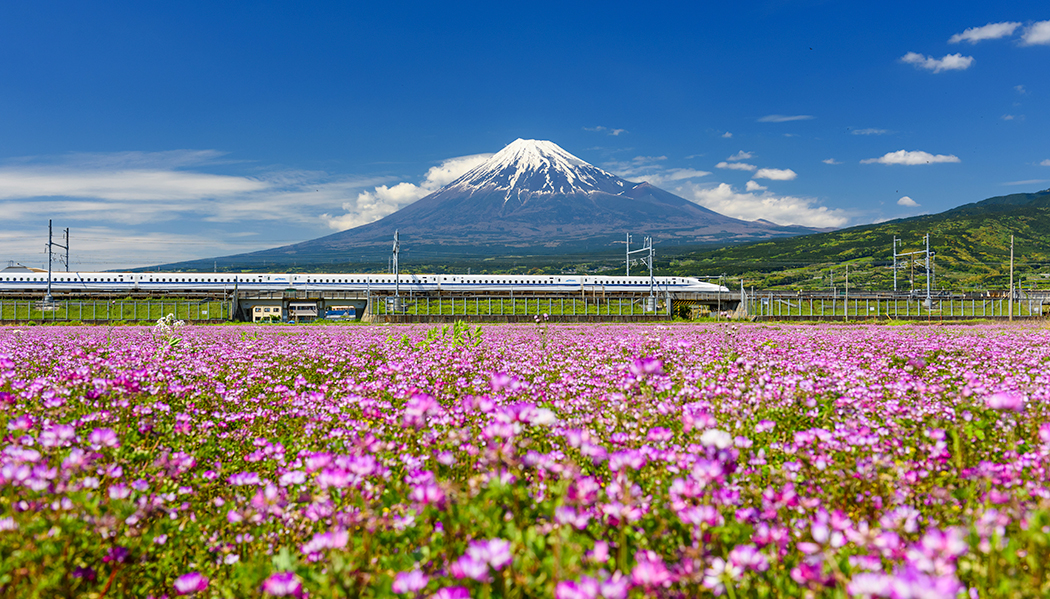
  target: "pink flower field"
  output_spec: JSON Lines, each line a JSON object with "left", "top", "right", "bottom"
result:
{"left": 1, "top": 323, "right": 1049, "bottom": 598}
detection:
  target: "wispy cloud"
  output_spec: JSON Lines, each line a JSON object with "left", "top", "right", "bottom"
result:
{"left": 851, "top": 128, "right": 890, "bottom": 135}
{"left": 0, "top": 150, "right": 265, "bottom": 202}
{"left": 726, "top": 150, "right": 753, "bottom": 161}
{"left": 757, "top": 114, "right": 814, "bottom": 123}
{"left": 1041, "top": 159, "right": 1050, "bottom": 166}
{"left": 715, "top": 161, "right": 757, "bottom": 172}
{"left": 897, "top": 196, "right": 920, "bottom": 207}
{"left": 861, "top": 150, "right": 960, "bottom": 165}
{"left": 1015, "top": 84, "right": 1027, "bottom": 94}
{"left": 584, "top": 126, "right": 627, "bottom": 136}
{"left": 673, "top": 181, "right": 848, "bottom": 228}
{"left": 753, "top": 168, "right": 797, "bottom": 181}
{"left": 0, "top": 226, "right": 282, "bottom": 271}
{"left": 900, "top": 52, "right": 974, "bottom": 73}
{"left": 603, "top": 155, "right": 710, "bottom": 187}
{"left": 949, "top": 21, "right": 1021, "bottom": 44}
{"left": 721, "top": 132, "right": 733, "bottom": 138}
{"left": 822, "top": 158, "right": 842, "bottom": 165}
{"left": 1002, "top": 179, "right": 1050, "bottom": 186}
{"left": 1021, "top": 20, "right": 1050, "bottom": 45}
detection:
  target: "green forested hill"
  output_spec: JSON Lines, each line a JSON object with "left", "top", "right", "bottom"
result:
{"left": 666, "top": 189, "right": 1050, "bottom": 291}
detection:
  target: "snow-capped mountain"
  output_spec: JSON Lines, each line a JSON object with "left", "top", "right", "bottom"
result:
{"left": 447, "top": 138, "right": 628, "bottom": 199}
{"left": 201, "top": 139, "right": 821, "bottom": 264}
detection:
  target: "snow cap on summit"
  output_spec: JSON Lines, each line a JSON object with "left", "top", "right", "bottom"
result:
{"left": 447, "top": 139, "right": 624, "bottom": 198}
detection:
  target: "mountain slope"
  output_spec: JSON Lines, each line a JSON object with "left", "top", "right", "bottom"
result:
{"left": 168, "top": 139, "right": 820, "bottom": 269}
{"left": 666, "top": 189, "right": 1050, "bottom": 290}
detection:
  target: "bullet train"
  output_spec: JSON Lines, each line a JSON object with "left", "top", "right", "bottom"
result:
{"left": 0, "top": 271, "right": 729, "bottom": 293}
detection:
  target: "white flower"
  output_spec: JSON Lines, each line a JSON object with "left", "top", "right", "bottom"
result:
{"left": 700, "top": 429, "right": 733, "bottom": 449}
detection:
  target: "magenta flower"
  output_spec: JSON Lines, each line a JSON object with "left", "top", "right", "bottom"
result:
{"left": 599, "top": 573, "right": 629, "bottom": 599}
{"left": 629, "top": 356, "right": 664, "bottom": 377}
{"left": 300, "top": 529, "right": 349, "bottom": 555}
{"left": 466, "top": 538, "right": 513, "bottom": 569}
{"left": 262, "top": 571, "right": 304, "bottom": 597}
{"left": 392, "top": 569, "right": 430, "bottom": 594}
{"left": 403, "top": 392, "right": 439, "bottom": 428}
{"left": 431, "top": 587, "right": 470, "bottom": 599}
{"left": 88, "top": 427, "right": 120, "bottom": 449}
{"left": 450, "top": 555, "right": 491, "bottom": 582}
{"left": 985, "top": 391, "right": 1024, "bottom": 412}
{"left": 409, "top": 480, "right": 446, "bottom": 507}
{"left": 555, "top": 576, "right": 599, "bottom": 599}
{"left": 631, "top": 550, "right": 673, "bottom": 588}
{"left": 173, "top": 572, "right": 209, "bottom": 595}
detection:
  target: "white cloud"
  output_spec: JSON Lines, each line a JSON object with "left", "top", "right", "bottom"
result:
{"left": 0, "top": 226, "right": 280, "bottom": 272}
{"left": 1021, "top": 20, "right": 1050, "bottom": 45}
{"left": 716, "top": 161, "right": 757, "bottom": 172}
{"left": 603, "top": 155, "right": 710, "bottom": 187}
{"left": 822, "top": 158, "right": 842, "bottom": 165}
{"left": 1003, "top": 179, "right": 1050, "bottom": 186}
{"left": 745, "top": 181, "right": 767, "bottom": 192}
{"left": 1001, "top": 114, "right": 1020, "bottom": 121}
{"left": 757, "top": 114, "right": 814, "bottom": 123}
{"left": 949, "top": 21, "right": 1021, "bottom": 44}
{"left": 722, "top": 132, "right": 733, "bottom": 138}
{"left": 897, "top": 196, "right": 920, "bottom": 207}
{"left": 1015, "top": 84, "right": 1027, "bottom": 94}
{"left": 584, "top": 126, "right": 628, "bottom": 136}
{"left": 727, "top": 150, "right": 753, "bottom": 161}
{"left": 861, "top": 150, "right": 961, "bottom": 165}
{"left": 0, "top": 165, "right": 264, "bottom": 201}
{"left": 900, "top": 52, "right": 974, "bottom": 73}
{"left": 753, "top": 168, "right": 797, "bottom": 181}
{"left": 1041, "top": 159, "right": 1050, "bottom": 166}
{"left": 672, "top": 181, "right": 848, "bottom": 228}
{"left": 320, "top": 153, "right": 492, "bottom": 230}
{"left": 851, "top": 128, "right": 889, "bottom": 135}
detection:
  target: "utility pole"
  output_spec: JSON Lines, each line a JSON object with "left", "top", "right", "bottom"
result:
{"left": 625, "top": 233, "right": 631, "bottom": 277}
{"left": 392, "top": 230, "right": 400, "bottom": 312}
{"left": 45, "top": 220, "right": 69, "bottom": 304}
{"left": 1009, "top": 234, "right": 1014, "bottom": 321}
{"left": 845, "top": 264, "right": 849, "bottom": 323}
{"left": 924, "top": 233, "right": 932, "bottom": 308}
{"left": 892, "top": 236, "right": 899, "bottom": 292}
{"left": 626, "top": 235, "right": 655, "bottom": 311}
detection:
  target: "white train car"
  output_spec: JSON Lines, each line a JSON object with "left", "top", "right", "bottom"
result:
{"left": 0, "top": 271, "right": 728, "bottom": 294}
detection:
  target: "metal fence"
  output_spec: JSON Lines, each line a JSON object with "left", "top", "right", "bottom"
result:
{"left": 744, "top": 293, "right": 1046, "bottom": 320}
{"left": 0, "top": 300, "right": 229, "bottom": 323}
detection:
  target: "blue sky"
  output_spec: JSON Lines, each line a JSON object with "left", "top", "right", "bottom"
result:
{"left": 1, "top": 1, "right": 1048, "bottom": 270}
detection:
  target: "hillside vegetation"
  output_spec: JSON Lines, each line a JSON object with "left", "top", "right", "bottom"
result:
{"left": 665, "top": 190, "right": 1050, "bottom": 292}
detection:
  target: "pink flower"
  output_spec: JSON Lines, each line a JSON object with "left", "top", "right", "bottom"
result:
{"left": 450, "top": 555, "right": 491, "bottom": 582}
{"left": 466, "top": 538, "right": 513, "bottom": 570}
{"left": 985, "top": 391, "right": 1024, "bottom": 412}
{"left": 88, "top": 427, "right": 120, "bottom": 449}
{"left": 631, "top": 550, "right": 673, "bottom": 588}
{"left": 599, "top": 573, "right": 629, "bottom": 599}
{"left": 392, "top": 569, "right": 430, "bottom": 594}
{"left": 262, "top": 571, "right": 304, "bottom": 597}
{"left": 555, "top": 576, "right": 599, "bottom": 599}
{"left": 173, "top": 572, "right": 209, "bottom": 595}
{"left": 403, "top": 393, "right": 440, "bottom": 428}
{"left": 431, "top": 587, "right": 470, "bottom": 599}
{"left": 630, "top": 357, "right": 664, "bottom": 378}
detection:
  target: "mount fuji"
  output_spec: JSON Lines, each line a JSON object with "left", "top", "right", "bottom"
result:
{"left": 190, "top": 139, "right": 822, "bottom": 266}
